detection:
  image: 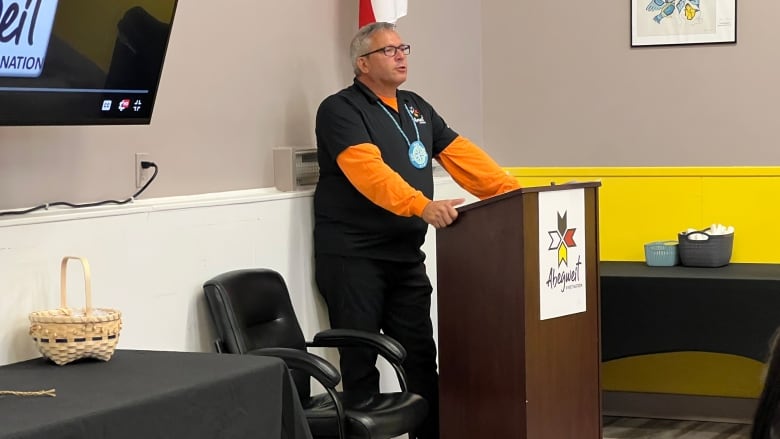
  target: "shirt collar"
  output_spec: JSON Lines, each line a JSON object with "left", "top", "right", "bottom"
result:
{"left": 352, "top": 77, "right": 407, "bottom": 104}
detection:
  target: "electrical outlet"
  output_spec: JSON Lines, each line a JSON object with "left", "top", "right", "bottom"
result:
{"left": 135, "top": 152, "right": 151, "bottom": 188}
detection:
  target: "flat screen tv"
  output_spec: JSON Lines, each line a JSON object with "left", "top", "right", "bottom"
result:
{"left": 0, "top": 0, "right": 178, "bottom": 126}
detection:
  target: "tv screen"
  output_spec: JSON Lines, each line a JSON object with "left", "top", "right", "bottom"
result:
{"left": 0, "top": 0, "right": 178, "bottom": 126}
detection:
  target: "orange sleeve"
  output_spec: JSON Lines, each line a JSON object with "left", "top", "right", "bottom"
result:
{"left": 336, "top": 143, "right": 431, "bottom": 217}
{"left": 436, "top": 136, "right": 521, "bottom": 199}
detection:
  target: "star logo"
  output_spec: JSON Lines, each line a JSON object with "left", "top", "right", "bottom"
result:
{"left": 547, "top": 211, "right": 577, "bottom": 267}
{"left": 407, "top": 106, "right": 426, "bottom": 124}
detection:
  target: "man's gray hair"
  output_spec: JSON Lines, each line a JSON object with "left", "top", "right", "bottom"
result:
{"left": 350, "top": 22, "right": 396, "bottom": 76}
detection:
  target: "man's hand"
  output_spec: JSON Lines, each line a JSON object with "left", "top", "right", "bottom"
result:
{"left": 421, "top": 198, "right": 465, "bottom": 228}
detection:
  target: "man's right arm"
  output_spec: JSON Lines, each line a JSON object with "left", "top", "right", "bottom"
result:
{"left": 336, "top": 143, "right": 430, "bottom": 217}
{"left": 337, "top": 144, "right": 464, "bottom": 228}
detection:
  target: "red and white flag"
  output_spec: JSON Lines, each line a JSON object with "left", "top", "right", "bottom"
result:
{"left": 359, "top": 0, "right": 407, "bottom": 27}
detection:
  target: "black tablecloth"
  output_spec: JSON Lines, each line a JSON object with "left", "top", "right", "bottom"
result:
{"left": 0, "top": 350, "right": 313, "bottom": 439}
{"left": 601, "top": 261, "right": 780, "bottom": 362}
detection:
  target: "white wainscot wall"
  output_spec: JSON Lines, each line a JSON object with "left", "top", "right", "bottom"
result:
{"left": 0, "top": 177, "right": 474, "bottom": 391}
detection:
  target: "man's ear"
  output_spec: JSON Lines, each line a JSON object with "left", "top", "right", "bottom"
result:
{"left": 357, "top": 57, "right": 370, "bottom": 74}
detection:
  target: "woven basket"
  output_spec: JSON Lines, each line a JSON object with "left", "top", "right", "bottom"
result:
{"left": 644, "top": 241, "right": 679, "bottom": 267}
{"left": 29, "top": 257, "right": 122, "bottom": 366}
{"left": 678, "top": 230, "right": 734, "bottom": 268}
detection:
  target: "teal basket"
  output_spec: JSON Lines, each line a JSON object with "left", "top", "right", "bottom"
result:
{"left": 644, "top": 241, "right": 680, "bottom": 267}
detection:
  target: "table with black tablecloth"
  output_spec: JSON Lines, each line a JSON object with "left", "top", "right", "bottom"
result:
{"left": 601, "top": 261, "right": 780, "bottom": 362}
{"left": 599, "top": 262, "right": 780, "bottom": 420}
{"left": 0, "top": 349, "right": 312, "bottom": 439}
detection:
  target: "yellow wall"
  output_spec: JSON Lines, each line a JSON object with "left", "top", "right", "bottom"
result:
{"left": 506, "top": 167, "right": 780, "bottom": 263}
{"left": 601, "top": 352, "right": 764, "bottom": 398}
{"left": 504, "top": 166, "right": 779, "bottom": 398}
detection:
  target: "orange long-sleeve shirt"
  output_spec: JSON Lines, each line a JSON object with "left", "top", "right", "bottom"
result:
{"left": 336, "top": 134, "right": 520, "bottom": 218}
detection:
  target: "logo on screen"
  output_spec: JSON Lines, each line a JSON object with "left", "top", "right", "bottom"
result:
{"left": 0, "top": 0, "right": 59, "bottom": 78}
{"left": 118, "top": 99, "right": 130, "bottom": 111}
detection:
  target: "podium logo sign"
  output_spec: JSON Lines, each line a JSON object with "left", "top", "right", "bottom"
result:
{"left": 538, "top": 188, "right": 587, "bottom": 320}
{"left": 0, "top": 0, "right": 59, "bottom": 78}
{"left": 548, "top": 212, "right": 577, "bottom": 268}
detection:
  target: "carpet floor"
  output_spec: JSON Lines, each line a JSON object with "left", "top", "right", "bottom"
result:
{"left": 603, "top": 416, "right": 751, "bottom": 438}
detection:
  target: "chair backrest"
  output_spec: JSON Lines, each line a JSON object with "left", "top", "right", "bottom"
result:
{"left": 203, "top": 268, "right": 310, "bottom": 399}
{"left": 753, "top": 327, "right": 780, "bottom": 439}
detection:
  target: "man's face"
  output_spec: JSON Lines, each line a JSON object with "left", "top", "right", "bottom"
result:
{"left": 359, "top": 29, "right": 408, "bottom": 90}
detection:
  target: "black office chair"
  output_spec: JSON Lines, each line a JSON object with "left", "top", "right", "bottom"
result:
{"left": 203, "top": 268, "right": 428, "bottom": 439}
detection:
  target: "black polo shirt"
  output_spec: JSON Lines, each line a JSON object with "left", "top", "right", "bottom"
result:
{"left": 313, "top": 78, "right": 459, "bottom": 262}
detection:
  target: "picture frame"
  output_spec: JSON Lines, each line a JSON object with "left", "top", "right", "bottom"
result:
{"left": 631, "top": 0, "right": 737, "bottom": 47}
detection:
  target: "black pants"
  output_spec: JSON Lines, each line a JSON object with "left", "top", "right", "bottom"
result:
{"left": 315, "top": 254, "right": 439, "bottom": 439}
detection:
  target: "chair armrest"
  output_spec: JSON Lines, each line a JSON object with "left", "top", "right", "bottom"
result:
{"left": 248, "top": 347, "right": 341, "bottom": 389}
{"left": 310, "top": 329, "right": 407, "bottom": 364}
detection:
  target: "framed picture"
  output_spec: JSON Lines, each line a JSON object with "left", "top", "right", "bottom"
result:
{"left": 631, "top": 0, "right": 737, "bottom": 47}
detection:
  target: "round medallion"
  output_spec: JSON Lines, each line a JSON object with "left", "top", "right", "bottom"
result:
{"left": 409, "top": 140, "right": 428, "bottom": 169}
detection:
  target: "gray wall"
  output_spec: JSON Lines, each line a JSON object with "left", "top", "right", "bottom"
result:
{"left": 0, "top": 1, "right": 772, "bottom": 212}
{"left": 0, "top": 1, "right": 482, "bottom": 211}
{"left": 482, "top": 1, "right": 776, "bottom": 166}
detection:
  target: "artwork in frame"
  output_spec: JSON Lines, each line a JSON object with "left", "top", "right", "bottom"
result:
{"left": 631, "top": 0, "right": 737, "bottom": 47}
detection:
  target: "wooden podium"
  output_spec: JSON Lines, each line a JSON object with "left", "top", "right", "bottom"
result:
{"left": 436, "top": 182, "right": 602, "bottom": 439}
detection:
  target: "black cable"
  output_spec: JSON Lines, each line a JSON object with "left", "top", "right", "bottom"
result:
{"left": 0, "top": 161, "right": 159, "bottom": 217}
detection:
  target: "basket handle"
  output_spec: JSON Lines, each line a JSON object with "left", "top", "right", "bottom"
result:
{"left": 60, "top": 256, "right": 92, "bottom": 315}
{"left": 681, "top": 230, "right": 711, "bottom": 241}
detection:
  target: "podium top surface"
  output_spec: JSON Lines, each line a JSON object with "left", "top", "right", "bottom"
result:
{"left": 457, "top": 181, "right": 601, "bottom": 213}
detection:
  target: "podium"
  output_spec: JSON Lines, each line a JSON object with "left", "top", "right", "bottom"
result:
{"left": 436, "top": 182, "right": 602, "bottom": 439}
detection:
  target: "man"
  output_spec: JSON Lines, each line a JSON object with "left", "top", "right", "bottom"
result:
{"left": 313, "top": 22, "right": 520, "bottom": 438}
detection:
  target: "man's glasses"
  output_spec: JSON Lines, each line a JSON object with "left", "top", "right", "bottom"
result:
{"left": 359, "top": 44, "right": 411, "bottom": 58}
